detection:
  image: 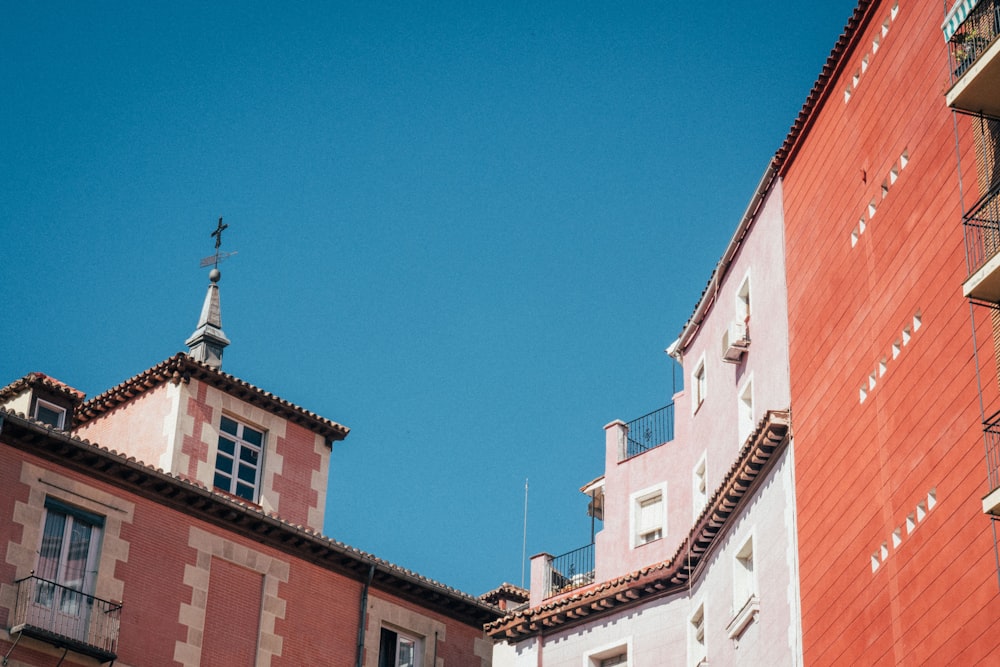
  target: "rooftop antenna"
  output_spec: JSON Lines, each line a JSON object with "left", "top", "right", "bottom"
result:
{"left": 521, "top": 478, "right": 529, "bottom": 589}
{"left": 199, "top": 217, "right": 238, "bottom": 270}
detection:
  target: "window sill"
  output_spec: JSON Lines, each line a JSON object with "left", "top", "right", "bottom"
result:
{"left": 632, "top": 535, "right": 663, "bottom": 550}
{"left": 726, "top": 596, "right": 759, "bottom": 639}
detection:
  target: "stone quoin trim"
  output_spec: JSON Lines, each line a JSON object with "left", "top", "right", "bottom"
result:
{"left": 486, "top": 410, "right": 791, "bottom": 642}
{"left": 0, "top": 409, "right": 502, "bottom": 627}
{"left": 174, "top": 526, "right": 289, "bottom": 666}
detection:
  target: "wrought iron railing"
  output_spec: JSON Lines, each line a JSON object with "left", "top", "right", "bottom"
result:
{"left": 622, "top": 403, "right": 675, "bottom": 461}
{"left": 948, "top": 0, "right": 1000, "bottom": 80}
{"left": 545, "top": 543, "right": 595, "bottom": 598}
{"left": 963, "top": 181, "right": 1000, "bottom": 278}
{"left": 984, "top": 410, "right": 1000, "bottom": 492}
{"left": 10, "top": 575, "right": 121, "bottom": 659}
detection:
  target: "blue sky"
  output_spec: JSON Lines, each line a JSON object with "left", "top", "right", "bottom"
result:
{"left": 2, "top": 1, "right": 857, "bottom": 595}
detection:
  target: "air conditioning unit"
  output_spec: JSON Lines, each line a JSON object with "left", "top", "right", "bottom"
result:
{"left": 722, "top": 320, "right": 750, "bottom": 363}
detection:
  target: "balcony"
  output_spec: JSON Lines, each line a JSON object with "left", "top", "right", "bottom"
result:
{"left": 621, "top": 403, "right": 674, "bottom": 461}
{"left": 7, "top": 575, "right": 121, "bottom": 664}
{"left": 983, "top": 411, "right": 1000, "bottom": 514}
{"left": 544, "top": 543, "right": 595, "bottom": 598}
{"left": 945, "top": 0, "right": 1000, "bottom": 117}
{"left": 962, "top": 181, "right": 1000, "bottom": 301}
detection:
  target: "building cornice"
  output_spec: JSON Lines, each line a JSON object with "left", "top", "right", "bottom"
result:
{"left": 775, "top": 1, "right": 876, "bottom": 175}
{"left": 0, "top": 409, "right": 499, "bottom": 627}
{"left": 485, "top": 410, "right": 791, "bottom": 643}
{"left": 74, "top": 353, "right": 349, "bottom": 444}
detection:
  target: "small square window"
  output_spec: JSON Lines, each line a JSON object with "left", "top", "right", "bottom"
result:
{"left": 585, "top": 642, "right": 630, "bottom": 667}
{"left": 33, "top": 399, "right": 67, "bottom": 429}
{"left": 379, "top": 627, "right": 420, "bottom": 667}
{"left": 214, "top": 416, "right": 266, "bottom": 502}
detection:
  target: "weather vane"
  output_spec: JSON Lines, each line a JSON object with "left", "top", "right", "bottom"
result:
{"left": 199, "top": 217, "right": 238, "bottom": 270}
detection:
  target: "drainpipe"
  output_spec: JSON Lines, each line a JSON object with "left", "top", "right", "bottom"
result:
{"left": 356, "top": 563, "right": 376, "bottom": 667}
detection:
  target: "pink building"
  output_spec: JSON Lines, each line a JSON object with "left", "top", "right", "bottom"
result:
{"left": 489, "top": 164, "right": 801, "bottom": 666}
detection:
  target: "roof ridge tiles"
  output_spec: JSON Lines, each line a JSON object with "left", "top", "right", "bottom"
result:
{"left": 74, "top": 352, "right": 349, "bottom": 442}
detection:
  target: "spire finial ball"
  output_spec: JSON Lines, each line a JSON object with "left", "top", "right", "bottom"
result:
{"left": 209, "top": 268, "right": 221, "bottom": 283}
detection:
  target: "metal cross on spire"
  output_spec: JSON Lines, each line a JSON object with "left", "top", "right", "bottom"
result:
{"left": 200, "top": 217, "right": 238, "bottom": 269}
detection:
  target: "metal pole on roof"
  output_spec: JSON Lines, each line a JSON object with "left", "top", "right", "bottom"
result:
{"left": 521, "top": 478, "right": 529, "bottom": 589}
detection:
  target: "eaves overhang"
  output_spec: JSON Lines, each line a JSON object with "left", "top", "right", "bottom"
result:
{"left": 0, "top": 372, "right": 86, "bottom": 405}
{"left": 775, "top": 1, "right": 877, "bottom": 176}
{"left": 0, "top": 409, "right": 500, "bottom": 627}
{"left": 485, "top": 410, "right": 791, "bottom": 643}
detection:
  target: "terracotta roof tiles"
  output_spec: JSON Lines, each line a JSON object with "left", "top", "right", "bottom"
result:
{"left": 75, "top": 352, "right": 349, "bottom": 443}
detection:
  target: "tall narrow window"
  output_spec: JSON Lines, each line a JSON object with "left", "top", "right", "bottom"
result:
{"left": 214, "top": 416, "right": 265, "bottom": 502}
{"left": 733, "top": 535, "right": 755, "bottom": 610}
{"left": 632, "top": 485, "right": 666, "bottom": 547}
{"left": 693, "top": 454, "right": 708, "bottom": 520}
{"left": 689, "top": 603, "right": 707, "bottom": 667}
{"left": 738, "top": 379, "right": 754, "bottom": 444}
{"left": 692, "top": 358, "right": 707, "bottom": 412}
{"left": 737, "top": 274, "right": 751, "bottom": 324}
{"left": 28, "top": 498, "right": 104, "bottom": 643}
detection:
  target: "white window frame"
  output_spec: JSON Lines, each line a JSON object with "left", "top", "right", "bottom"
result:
{"left": 380, "top": 626, "right": 422, "bottom": 667}
{"left": 693, "top": 453, "right": 708, "bottom": 521}
{"left": 583, "top": 638, "right": 632, "bottom": 667}
{"left": 736, "top": 271, "right": 751, "bottom": 324}
{"left": 630, "top": 483, "right": 667, "bottom": 548}
{"left": 737, "top": 375, "right": 754, "bottom": 445}
{"left": 688, "top": 601, "right": 707, "bottom": 667}
{"left": 213, "top": 415, "right": 266, "bottom": 503}
{"left": 727, "top": 530, "right": 759, "bottom": 639}
{"left": 33, "top": 398, "right": 67, "bottom": 429}
{"left": 29, "top": 498, "right": 105, "bottom": 643}
{"left": 691, "top": 355, "right": 707, "bottom": 413}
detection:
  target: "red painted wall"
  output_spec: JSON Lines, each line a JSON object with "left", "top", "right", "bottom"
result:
{"left": 782, "top": 1, "right": 1000, "bottom": 663}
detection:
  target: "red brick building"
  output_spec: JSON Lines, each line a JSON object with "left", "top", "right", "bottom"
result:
{"left": 780, "top": 0, "right": 1000, "bottom": 663}
{"left": 0, "top": 274, "right": 500, "bottom": 666}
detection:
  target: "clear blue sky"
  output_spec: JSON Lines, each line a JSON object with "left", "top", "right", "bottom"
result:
{"left": 2, "top": 1, "right": 857, "bottom": 595}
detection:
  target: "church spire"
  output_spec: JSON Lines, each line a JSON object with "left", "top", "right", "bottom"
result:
{"left": 186, "top": 218, "right": 232, "bottom": 369}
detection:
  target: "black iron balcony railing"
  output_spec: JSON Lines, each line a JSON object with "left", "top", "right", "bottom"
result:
{"left": 984, "top": 410, "right": 1000, "bottom": 492}
{"left": 948, "top": 0, "right": 1000, "bottom": 80}
{"left": 545, "top": 543, "right": 595, "bottom": 598}
{"left": 963, "top": 180, "right": 1000, "bottom": 278}
{"left": 10, "top": 574, "right": 121, "bottom": 663}
{"left": 622, "top": 403, "right": 675, "bottom": 461}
